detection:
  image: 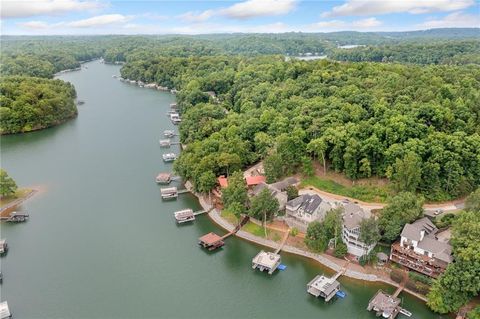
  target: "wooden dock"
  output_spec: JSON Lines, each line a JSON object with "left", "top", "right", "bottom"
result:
{"left": 0, "top": 211, "right": 29, "bottom": 222}
{"left": 198, "top": 216, "right": 249, "bottom": 250}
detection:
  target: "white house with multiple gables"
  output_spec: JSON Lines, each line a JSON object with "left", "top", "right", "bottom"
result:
{"left": 390, "top": 217, "right": 452, "bottom": 278}
{"left": 341, "top": 203, "right": 376, "bottom": 258}
{"left": 285, "top": 194, "right": 331, "bottom": 232}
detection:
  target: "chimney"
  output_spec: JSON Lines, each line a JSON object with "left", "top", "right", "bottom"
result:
{"left": 420, "top": 229, "right": 425, "bottom": 241}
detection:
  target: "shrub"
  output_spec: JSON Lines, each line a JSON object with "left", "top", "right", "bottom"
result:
{"left": 334, "top": 242, "right": 348, "bottom": 258}
{"left": 408, "top": 271, "right": 433, "bottom": 285}
{"left": 390, "top": 269, "right": 404, "bottom": 283}
{"left": 290, "top": 227, "right": 299, "bottom": 237}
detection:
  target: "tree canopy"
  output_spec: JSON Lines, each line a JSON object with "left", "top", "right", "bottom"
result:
{"left": 0, "top": 76, "right": 77, "bottom": 134}
{"left": 378, "top": 192, "right": 424, "bottom": 242}
{"left": 0, "top": 169, "right": 17, "bottom": 197}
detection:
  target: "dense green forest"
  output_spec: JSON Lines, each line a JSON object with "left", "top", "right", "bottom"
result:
{"left": 329, "top": 40, "right": 480, "bottom": 65}
{"left": 0, "top": 76, "right": 77, "bottom": 134}
{"left": 119, "top": 55, "right": 480, "bottom": 201}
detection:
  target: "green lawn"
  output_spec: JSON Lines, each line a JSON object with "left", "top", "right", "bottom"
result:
{"left": 301, "top": 176, "right": 393, "bottom": 203}
{"left": 220, "top": 210, "right": 273, "bottom": 239}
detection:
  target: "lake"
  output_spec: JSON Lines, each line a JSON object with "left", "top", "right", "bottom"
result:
{"left": 0, "top": 60, "right": 444, "bottom": 319}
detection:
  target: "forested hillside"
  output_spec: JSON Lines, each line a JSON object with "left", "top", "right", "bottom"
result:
{"left": 0, "top": 76, "right": 77, "bottom": 134}
{"left": 329, "top": 40, "right": 480, "bottom": 65}
{"left": 121, "top": 56, "right": 480, "bottom": 201}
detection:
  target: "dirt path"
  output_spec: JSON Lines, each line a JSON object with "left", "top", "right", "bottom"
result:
{"left": 302, "top": 185, "right": 465, "bottom": 212}
{"left": 0, "top": 189, "right": 37, "bottom": 217}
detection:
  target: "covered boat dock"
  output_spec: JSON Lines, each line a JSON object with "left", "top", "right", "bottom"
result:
{"left": 307, "top": 275, "right": 341, "bottom": 302}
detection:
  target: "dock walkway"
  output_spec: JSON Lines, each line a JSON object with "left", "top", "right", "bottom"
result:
{"left": 274, "top": 231, "right": 290, "bottom": 254}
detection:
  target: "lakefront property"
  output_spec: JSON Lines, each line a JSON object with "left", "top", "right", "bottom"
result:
{"left": 1, "top": 3, "right": 479, "bottom": 318}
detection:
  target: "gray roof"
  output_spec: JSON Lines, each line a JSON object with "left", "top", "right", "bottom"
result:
{"left": 412, "top": 217, "right": 438, "bottom": 235}
{"left": 400, "top": 217, "right": 452, "bottom": 262}
{"left": 342, "top": 203, "right": 365, "bottom": 229}
{"left": 417, "top": 237, "right": 453, "bottom": 263}
{"left": 401, "top": 217, "right": 438, "bottom": 241}
{"left": 401, "top": 224, "right": 423, "bottom": 242}
{"left": 270, "top": 177, "right": 298, "bottom": 191}
{"left": 288, "top": 194, "right": 323, "bottom": 215}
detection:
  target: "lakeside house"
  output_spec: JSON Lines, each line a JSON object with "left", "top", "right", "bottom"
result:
{"left": 390, "top": 217, "right": 452, "bottom": 278}
{"left": 251, "top": 182, "right": 288, "bottom": 211}
{"left": 285, "top": 194, "right": 331, "bottom": 232}
{"left": 341, "top": 203, "right": 376, "bottom": 259}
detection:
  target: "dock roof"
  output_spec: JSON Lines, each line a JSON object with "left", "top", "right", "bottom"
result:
{"left": 368, "top": 290, "right": 400, "bottom": 317}
{"left": 252, "top": 250, "right": 281, "bottom": 269}
{"left": 199, "top": 232, "right": 223, "bottom": 245}
{"left": 307, "top": 275, "right": 340, "bottom": 296}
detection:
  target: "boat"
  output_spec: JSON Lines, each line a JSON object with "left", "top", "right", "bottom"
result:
{"left": 155, "top": 173, "right": 172, "bottom": 184}
{"left": 163, "top": 130, "right": 175, "bottom": 137}
{"left": 162, "top": 153, "right": 177, "bottom": 162}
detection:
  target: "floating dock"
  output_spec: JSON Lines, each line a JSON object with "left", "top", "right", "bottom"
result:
{"left": 252, "top": 230, "right": 289, "bottom": 275}
{"left": 198, "top": 232, "right": 225, "bottom": 250}
{"left": 156, "top": 172, "right": 172, "bottom": 184}
{"left": 307, "top": 275, "right": 341, "bottom": 302}
{"left": 162, "top": 153, "right": 177, "bottom": 162}
{"left": 199, "top": 216, "right": 249, "bottom": 251}
{"left": 174, "top": 209, "right": 207, "bottom": 224}
{"left": 0, "top": 239, "right": 8, "bottom": 254}
{"left": 159, "top": 139, "right": 171, "bottom": 148}
{"left": 0, "top": 211, "right": 29, "bottom": 222}
{"left": 174, "top": 209, "right": 195, "bottom": 223}
{"left": 0, "top": 301, "right": 11, "bottom": 318}
{"left": 160, "top": 187, "right": 178, "bottom": 200}
{"left": 252, "top": 251, "right": 281, "bottom": 275}
{"left": 367, "top": 286, "right": 411, "bottom": 319}
{"left": 163, "top": 130, "right": 176, "bottom": 138}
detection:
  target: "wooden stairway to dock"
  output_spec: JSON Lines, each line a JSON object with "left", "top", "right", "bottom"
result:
{"left": 392, "top": 270, "right": 408, "bottom": 298}
{"left": 220, "top": 216, "right": 249, "bottom": 240}
{"left": 332, "top": 260, "right": 350, "bottom": 281}
{"left": 274, "top": 231, "right": 290, "bottom": 254}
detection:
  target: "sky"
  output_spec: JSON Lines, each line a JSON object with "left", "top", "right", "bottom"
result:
{"left": 1, "top": 0, "right": 479, "bottom": 35}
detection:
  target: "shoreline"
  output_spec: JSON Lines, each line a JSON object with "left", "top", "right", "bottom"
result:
{"left": 190, "top": 188, "right": 429, "bottom": 303}
{"left": 0, "top": 188, "right": 37, "bottom": 216}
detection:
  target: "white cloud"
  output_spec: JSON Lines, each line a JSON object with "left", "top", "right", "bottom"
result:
{"left": 416, "top": 11, "right": 480, "bottom": 28}
{"left": 310, "top": 17, "right": 382, "bottom": 30}
{"left": 66, "top": 14, "right": 131, "bottom": 27}
{"left": 1, "top": 0, "right": 104, "bottom": 19}
{"left": 178, "top": 0, "right": 297, "bottom": 22}
{"left": 220, "top": 0, "right": 297, "bottom": 19}
{"left": 17, "top": 21, "right": 51, "bottom": 29}
{"left": 178, "top": 10, "right": 216, "bottom": 23}
{"left": 322, "top": 0, "right": 475, "bottom": 17}
{"left": 17, "top": 14, "right": 132, "bottom": 30}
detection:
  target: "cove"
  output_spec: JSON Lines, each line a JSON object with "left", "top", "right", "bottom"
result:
{"left": 0, "top": 60, "right": 445, "bottom": 319}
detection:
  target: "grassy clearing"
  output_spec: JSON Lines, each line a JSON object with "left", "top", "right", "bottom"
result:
{"left": 0, "top": 188, "right": 32, "bottom": 207}
{"left": 301, "top": 176, "right": 393, "bottom": 203}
